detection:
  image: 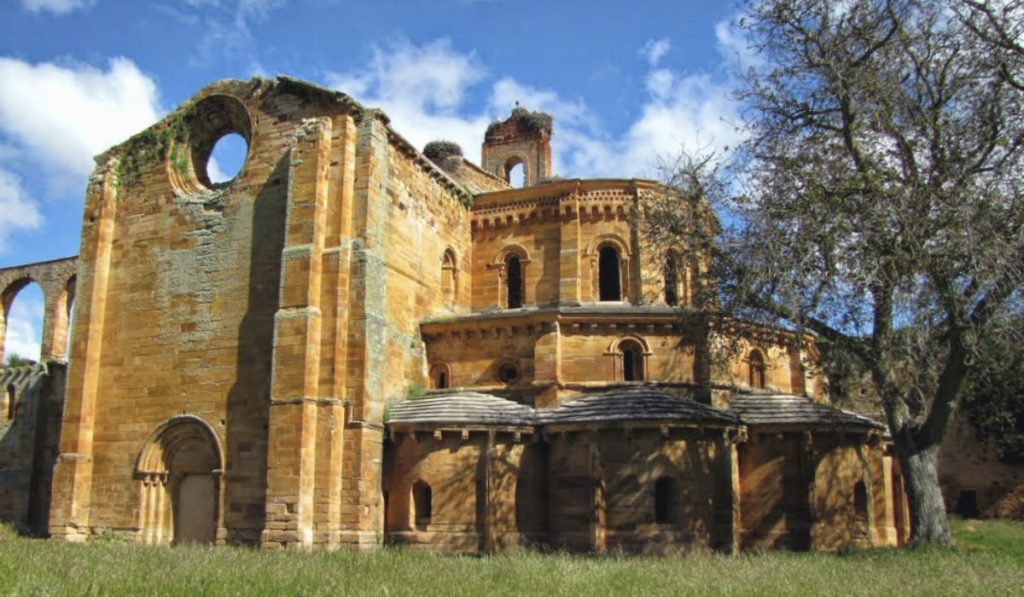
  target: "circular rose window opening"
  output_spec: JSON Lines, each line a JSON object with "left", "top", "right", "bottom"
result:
{"left": 206, "top": 133, "right": 248, "bottom": 184}
{"left": 497, "top": 362, "right": 520, "bottom": 385}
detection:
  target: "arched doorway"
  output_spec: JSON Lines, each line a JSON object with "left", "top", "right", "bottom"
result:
{"left": 135, "top": 415, "right": 223, "bottom": 545}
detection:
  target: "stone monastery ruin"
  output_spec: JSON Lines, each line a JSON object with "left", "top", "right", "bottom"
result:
{"left": 0, "top": 77, "right": 914, "bottom": 553}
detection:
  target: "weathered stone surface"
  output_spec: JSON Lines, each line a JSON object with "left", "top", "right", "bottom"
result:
{"left": 0, "top": 76, "right": 950, "bottom": 554}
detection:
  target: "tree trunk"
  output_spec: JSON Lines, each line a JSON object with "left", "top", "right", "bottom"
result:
{"left": 895, "top": 438, "right": 952, "bottom": 546}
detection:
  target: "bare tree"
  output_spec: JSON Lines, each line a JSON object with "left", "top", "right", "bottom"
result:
{"left": 653, "top": 0, "right": 1024, "bottom": 545}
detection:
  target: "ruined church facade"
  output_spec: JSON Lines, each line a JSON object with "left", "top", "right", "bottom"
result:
{"left": 0, "top": 77, "right": 912, "bottom": 552}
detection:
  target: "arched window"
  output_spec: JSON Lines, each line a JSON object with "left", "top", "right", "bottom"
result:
{"left": 621, "top": 340, "right": 645, "bottom": 382}
{"left": 655, "top": 476, "right": 675, "bottom": 524}
{"left": 598, "top": 245, "right": 622, "bottom": 301}
{"left": 505, "top": 255, "right": 524, "bottom": 309}
{"left": 430, "top": 363, "right": 451, "bottom": 390}
{"left": 413, "top": 480, "right": 432, "bottom": 528}
{"left": 664, "top": 251, "right": 681, "bottom": 306}
{"left": 748, "top": 349, "right": 766, "bottom": 389}
{"left": 441, "top": 249, "right": 457, "bottom": 304}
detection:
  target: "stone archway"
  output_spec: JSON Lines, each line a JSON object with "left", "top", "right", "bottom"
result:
{"left": 135, "top": 415, "right": 224, "bottom": 545}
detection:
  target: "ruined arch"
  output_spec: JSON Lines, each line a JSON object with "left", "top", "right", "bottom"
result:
{"left": 1, "top": 276, "right": 43, "bottom": 364}
{"left": 135, "top": 415, "right": 224, "bottom": 545}
{"left": 0, "top": 257, "right": 78, "bottom": 364}
{"left": 503, "top": 155, "right": 528, "bottom": 188}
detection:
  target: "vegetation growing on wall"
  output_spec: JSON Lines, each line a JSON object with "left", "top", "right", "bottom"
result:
{"left": 114, "top": 103, "right": 197, "bottom": 190}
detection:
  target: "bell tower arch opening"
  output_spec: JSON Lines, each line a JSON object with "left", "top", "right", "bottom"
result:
{"left": 481, "top": 107, "right": 552, "bottom": 187}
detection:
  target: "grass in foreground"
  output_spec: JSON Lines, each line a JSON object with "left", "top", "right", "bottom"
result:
{"left": 1, "top": 519, "right": 1022, "bottom": 596}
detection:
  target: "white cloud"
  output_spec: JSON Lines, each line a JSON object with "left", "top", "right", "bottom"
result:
{"left": 21, "top": 0, "right": 90, "bottom": 15}
{"left": 715, "top": 17, "right": 763, "bottom": 71}
{"left": 4, "top": 292, "right": 44, "bottom": 361}
{"left": 0, "top": 167, "right": 43, "bottom": 253}
{"left": 640, "top": 38, "right": 672, "bottom": 67}
{"left": 324, "top": 35, "right": 743, "bottom": 180}
{"left": 0, "top": 57, "right": 163, "bottom": 191}
{"left": 326, "top": 38, "right": 492, "bottom": 159}
{"left": 179, "top": 0, "right": 287, "bottom": 66}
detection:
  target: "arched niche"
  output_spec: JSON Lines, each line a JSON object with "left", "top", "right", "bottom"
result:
{"left": 441, "top": 248, "right": 458, "bottom": 304}
{"left": 134, "top": 415, "right": 224, "bottom": 545}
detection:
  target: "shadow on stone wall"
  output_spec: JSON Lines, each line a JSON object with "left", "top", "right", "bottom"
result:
{"left": 223, "top": 154, "right": 288, "bottom": 545}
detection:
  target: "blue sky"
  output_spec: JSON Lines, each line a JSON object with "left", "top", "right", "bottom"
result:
{"left": 0, "top": 0, "right": 750, "bottom": 358}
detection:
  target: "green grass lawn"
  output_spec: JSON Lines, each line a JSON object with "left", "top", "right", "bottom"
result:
{"left": 2, "top": 519, "right": 1022, "bottom": 596}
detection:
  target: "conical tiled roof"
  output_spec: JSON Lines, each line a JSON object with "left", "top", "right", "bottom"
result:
{"left": 388, "top": 392, "right": 535, "bottom": 426}
{"left": 728, "top": 394, "right": 884, "bottom": 429}
{"left": 538, "top": 386, "right": 740, "bottom": 426}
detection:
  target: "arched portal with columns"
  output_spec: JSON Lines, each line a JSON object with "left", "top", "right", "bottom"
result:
{"left": 134, "top": 415, "right": 224, "bottom": 545}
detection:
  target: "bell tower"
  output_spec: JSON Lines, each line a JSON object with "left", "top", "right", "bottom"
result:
{"left": 481, "top": 106, "right": 552, "bottom": 187}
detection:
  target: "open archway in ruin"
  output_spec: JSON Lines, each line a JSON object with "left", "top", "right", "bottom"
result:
{"left": 1, "top": 279, "right": 44, "bottom": 365}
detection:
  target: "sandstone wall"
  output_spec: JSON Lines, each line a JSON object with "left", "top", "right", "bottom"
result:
{"left": 383, "top": 429, "right": 537, "bottom": 553}
{"left": 546, "top": 427, "right": 735, "bottom": 554}
{"left": 47, "top": 77, "right": 474, "bottom": 548}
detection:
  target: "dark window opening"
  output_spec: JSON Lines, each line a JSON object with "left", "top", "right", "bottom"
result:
{"left": 655, "top": 476, "right": 674, "bottom": 524}
{"left": 413, "top": 480, "right": 432, "bottom": 528}
{"left": 621, "top": 341, "right": 644, "bottom": 382}
{"left": 956, "top": 490, "right": 979, "bottom": 518}
{"left": 498, "top": 362, "right": 520, "bottom": 385}
{"left": 749, "top": 350, "right": 766, "bottom": 389}
{"left": 436, "top": 371, "right": 448, "bottom": 390}
{"left": 599, "top": 246, "right": 622, "bottom": 301}
{"left": 665, "top": 252, "right": 680, "bottom": 306}
{"left": 506, "top": 256, "right": 523, "bottom": 308}
{"left": 853, "top": 481, "right": 868, "bottom": 521}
